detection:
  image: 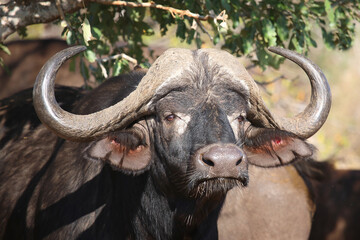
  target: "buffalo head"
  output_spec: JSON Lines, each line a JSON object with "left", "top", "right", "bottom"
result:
{"left": 32, "top": 47, "right": 331, "bottom": 201}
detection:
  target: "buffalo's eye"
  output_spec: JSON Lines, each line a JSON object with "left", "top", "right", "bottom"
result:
{"left": 165, "top": 114, "right": 176, "bottom": 122}
{"left": 237, "top": 115, "right": 245, "bottom": 123}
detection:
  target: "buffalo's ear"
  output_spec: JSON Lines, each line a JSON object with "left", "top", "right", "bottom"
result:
{"left": 83, "top": 123, "right": 151, "bottom": 174}
{"left": 243, "top": 128, "right": 314, "bottom": 167}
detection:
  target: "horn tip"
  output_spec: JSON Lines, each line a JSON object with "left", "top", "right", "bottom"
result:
{"left": 268, "top": 46, "right": 284, "bottom": 54}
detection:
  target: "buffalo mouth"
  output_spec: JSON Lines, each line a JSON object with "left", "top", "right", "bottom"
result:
{"left": 190, "top": 175, "right": 249, "bottom": 198}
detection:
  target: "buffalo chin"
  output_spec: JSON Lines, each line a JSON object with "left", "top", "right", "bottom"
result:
{"left": 189, "top": 176, "right": 248, "bottom": 199}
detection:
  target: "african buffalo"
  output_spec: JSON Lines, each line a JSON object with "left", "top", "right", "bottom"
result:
{"left": 0, "top": 46, "right": 331, "bottom": 239}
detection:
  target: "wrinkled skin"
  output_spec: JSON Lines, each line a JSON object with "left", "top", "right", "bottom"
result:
{"left": 1, "top": 52, "right": 315, "bottom": 239}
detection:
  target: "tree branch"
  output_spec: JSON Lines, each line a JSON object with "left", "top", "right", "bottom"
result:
{"left": 98, "top": 53, "right": 138, "bottom": 65}
{"left": 0, "top": 0, "right": 86, "bottom": 42}
{"left": 0, "top": 0, "right": 227, "bottom": 43}
{"left": 98, "top": 1, "right": 228, "bottom": 22}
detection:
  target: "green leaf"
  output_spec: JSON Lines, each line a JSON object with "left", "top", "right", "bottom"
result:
{"left": 309, "top": 2, "right": 324, "bottom": 16}
{"left": 221, "top": 0, "right": 231, "bottom": 12}
{"left": 262, "top": 19, "right": 277, "bottom": 46}
{"left": 213, "top": 34, "right": 220, "bottom": 45}
{"left": 0, "top": 57, "right": 10, "bottom": 74}
{"left": 232, "top": 18, "right": 240, "bottom": 29}
{"left": 242, "top": 37, "right": 253, "bottom": 55}
{"left": 300, "top": 4, "right": 308, "bottom": 15}
{"left": 325, "top": 0, "right": 336, "bottom": 29}
{"left": 89, "top": 40, "right": 110, "bottom": 55}
{"left": 321, "top": 27, "right": 336, "bottom": 49}
{"left": 308, "top": 36, "right": 317, "bottom": 48}
{"left": 196, "top": 34, "right": 203, "bottom": 49}
{"left": 0, "top": 44, "right": 11, "bottom": 55}
{"left": 176, "top": 19, "right": 186, "bottom": 40}
{"left": 17, "top": 26, "right": 28, "bottom": 38}
{"left": 186, "top": 29, "right": 196, "bottom": 45}
{"left": 112, "top": 60, "right": 122, "bottom": 76}
{"left": 84, "top": 50, "right": 97, "bottom": 63}
{"left": 256, "top": 47, "right": 269, "bottom": 70}
{"left": 82, "top": 17, "right": 93, "bottom": 46}
{"left": 251, "top": 11, "right": 260, "bottom": 21}
{"left": 140, "top": 62, "right": 151, "bottom": 69}
{"left": 66, "top": 30, "right": 77, "bottom": 45}
{"left": 276, "top": 16, "right": 289, "bottom": 42}
{"left": 291, "top": 37, "right": 303, "bottom": 53}
{"left": 205, "top": 0, "right": 214, "bottom": 10}
{"left": 119, "top": 59, "right": 130, "bottom": 74}
{"left": 92, "top": 26, "right": 103, "bottom": 40}
{"left": 80, "top": 58, "right": 89, "bottom": 81}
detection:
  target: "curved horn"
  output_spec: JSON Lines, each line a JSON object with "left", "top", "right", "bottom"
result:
{"left": 33, "top": 46, "right": 150, "bottom": 141}
{"left": 268, "top": 47, "right": 332, "bottom": 139}
{"left": 33, "top": 46, "right": 194, "bottom": 141}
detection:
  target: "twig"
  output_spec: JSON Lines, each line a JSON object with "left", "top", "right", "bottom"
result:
{"left": 98, "top": 53, "right": 138, "bottom": 65}
{"left": 255, "top": 75, "right": 286, "bottom": 86}
{"left": 256, "top": 75, "right": 299, "bottom": 96}
{"left": 56, "top": 0, "right": 82, "bottom": 44}
{"left": 96, "top": 59, "right": 109, "bottom": 78}
{"left": 255, "top": 75, "right": 286, "bottom": 96}
{"left": 1, "top": 0, "right": 227, "bottom": 42}
{"left": 195, "top": 19, "right": 213, "bottom": 41}
{"left": 95, "top": 52, "right": 138, "bottom": 78}
{"left": 55, "top": 0, "right": 67, "bottom": 22}
{"left": 96, "top": 1, "right": 228, "bottom": 22}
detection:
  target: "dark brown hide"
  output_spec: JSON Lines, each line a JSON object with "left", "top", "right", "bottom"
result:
{"left": 0, "top": 124, "right": 106, "bottom": 239}
{"left": 309, "top": 163, "right": 360, "bottom": 240}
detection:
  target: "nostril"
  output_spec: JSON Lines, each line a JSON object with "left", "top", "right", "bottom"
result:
{"left": 235, "top": 157, "right": 242, "bottom": 166}
{"left": 202, "top": 157, "right": 215, "bottom": 167}
{"left": 198, "top": 145, "right": 245, "bottom": 169}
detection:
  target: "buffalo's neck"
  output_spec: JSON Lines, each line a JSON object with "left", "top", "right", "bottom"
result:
{"left": 170, "top": 194, "right": 225, "bottom": 239}
{"left": 131, "top": 175, "right": 225, "bottom": 239}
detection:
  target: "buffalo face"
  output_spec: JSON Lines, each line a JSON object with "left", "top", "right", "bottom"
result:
{"left": 81, "top": 52, "right": 315, "bottom": 201}
{"left": 152, "top": 79, "right": 250, "bottom": 199}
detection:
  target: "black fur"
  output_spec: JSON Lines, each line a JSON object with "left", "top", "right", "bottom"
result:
{"left": 0, "top": 86, "right": 84, "bottom": 149}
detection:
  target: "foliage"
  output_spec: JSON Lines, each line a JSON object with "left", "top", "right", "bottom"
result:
{"left": 6, "top": 0, "right": 360, "bottom": 81}
{"left": 0, "top": 43, "right": 10, "bottom": 73}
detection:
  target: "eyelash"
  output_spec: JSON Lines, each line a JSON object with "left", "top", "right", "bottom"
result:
{"left": 165, "top": 114, "right": 176, "bottom": 122}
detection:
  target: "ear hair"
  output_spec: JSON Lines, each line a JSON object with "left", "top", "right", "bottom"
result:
{"left": 83, "top": 122, "right": 152, "bottom": 174}
{"left": 244, "top": 128, "right": 296, "bottom": 151}
{"left": 243, "top": 127, "right": 313, "bottom": 167}
{"left": 108, "top": 128, "right": 147, "bottom": 154}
